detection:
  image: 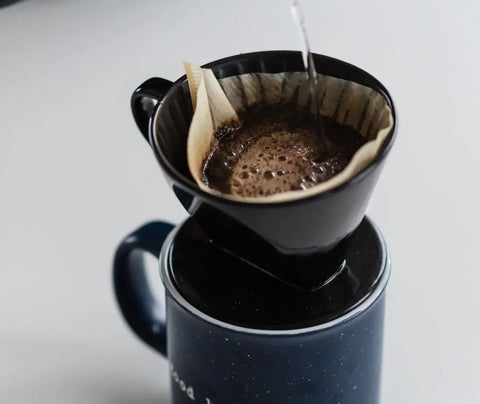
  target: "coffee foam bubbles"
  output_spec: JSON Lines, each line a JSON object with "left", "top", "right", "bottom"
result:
{"left": 203, "top": 108, "right": 365, "bottom": 198}
{"left": 230, "top": 129, "right": 341, "bottom": 197}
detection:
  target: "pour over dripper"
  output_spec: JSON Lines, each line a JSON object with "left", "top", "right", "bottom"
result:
{"left": 131, "top": 51, "right": 396, "bottom": 291}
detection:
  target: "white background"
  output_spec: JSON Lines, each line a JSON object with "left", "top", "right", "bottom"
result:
{"left": 1, "top": 0, "right": 479, "bottom": 403}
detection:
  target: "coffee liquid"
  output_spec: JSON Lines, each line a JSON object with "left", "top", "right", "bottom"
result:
{"left": 202, "top": 106, "right": 365, "bottom": 197}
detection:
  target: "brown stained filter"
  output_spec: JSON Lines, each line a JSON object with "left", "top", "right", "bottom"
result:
{"left": 184, "top": 63, "right": 393, "bottom": 203}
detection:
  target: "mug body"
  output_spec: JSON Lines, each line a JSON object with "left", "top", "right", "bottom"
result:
{"left": 159, "top": 218, "right": 390, "bottom": 404}
{"left": 165, "top": 292, "right": 385, "bottom": 404}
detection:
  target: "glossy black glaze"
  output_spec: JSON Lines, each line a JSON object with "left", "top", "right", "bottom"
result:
{"left": 0, "top": 0, "right": 22, "bottom": 8}
{"left": 112, "top": 218, "right": 389, "bottom": 403}
{"left": 131, "top": 77, "right": 174, "bottom": 141}
{"left": 131, "top": 51, "right": 397, "bottom": 289}
{"left": 169, "top": 217, "right": 384, "bottom": 330}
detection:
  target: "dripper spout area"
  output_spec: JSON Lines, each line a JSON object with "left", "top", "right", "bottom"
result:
{"left": 184, "top": 164, "right": 381, "bottom": 291}
{"left": 163, "top": 216, "right": 388, "bottom": 331}
{"left": 214, "top": 230, "right": 357, "bottom": 293}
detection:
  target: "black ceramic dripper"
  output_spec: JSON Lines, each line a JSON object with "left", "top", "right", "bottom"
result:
{"left": 131, "top": 51, "right": 396, "bottom": 292}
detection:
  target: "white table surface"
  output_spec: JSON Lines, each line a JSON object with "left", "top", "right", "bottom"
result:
{"left": 1, "top": 0, "right": 479, "bottom": 403}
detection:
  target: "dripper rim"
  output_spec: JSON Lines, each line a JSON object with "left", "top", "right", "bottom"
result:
{"left": 150, "top": 50, "right": 397, "bottom": 208}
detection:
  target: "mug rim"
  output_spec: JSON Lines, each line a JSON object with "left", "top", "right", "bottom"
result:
{"left": 159, "top": 217, "right": 390, "bottom": 336}
{"left": 150, "top": 50, "right": 397, "bottom": 208}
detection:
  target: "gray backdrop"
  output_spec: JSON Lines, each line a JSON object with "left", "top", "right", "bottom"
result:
{"left": 1, "top": 0, "right": 479, "bottom": 402}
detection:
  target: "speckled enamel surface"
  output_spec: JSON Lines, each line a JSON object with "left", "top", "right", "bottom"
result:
{"left": 166, "top": 292, "right": 385, "bottom": 404}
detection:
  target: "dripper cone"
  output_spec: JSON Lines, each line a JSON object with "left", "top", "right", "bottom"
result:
{"left": 132, "top": 51, "right": 396, "bottom": 290}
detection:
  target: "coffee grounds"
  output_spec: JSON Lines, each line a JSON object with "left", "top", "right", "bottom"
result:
{"left": 202, "top": 105, "right": 366, "bottom": 198}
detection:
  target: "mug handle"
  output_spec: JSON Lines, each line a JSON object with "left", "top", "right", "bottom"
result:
{"left": 131, "top": 77, "right": 174, "bottom": 142}
{"left": 113, "top": 221, "right": 175, "bottom": 356}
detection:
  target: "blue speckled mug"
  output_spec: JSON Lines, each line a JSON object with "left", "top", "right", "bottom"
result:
{"left": 114, "top": 216, "right": 389, "bottom": 404}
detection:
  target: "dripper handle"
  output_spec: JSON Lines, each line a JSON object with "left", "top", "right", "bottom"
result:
{"left": 131, "top": 77, "right": 174, "bottom": 142}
